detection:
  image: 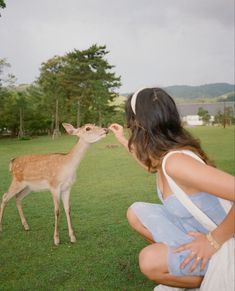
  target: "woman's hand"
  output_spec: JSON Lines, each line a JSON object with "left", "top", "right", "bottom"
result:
{"left": 109, "top": 123, "right": 127, "bottom": 146}
{"left": 174, "top": 231, "right": 218, "bottom": 272}
{"left": 109, "top": 123, "right": 149, "bottom": 170}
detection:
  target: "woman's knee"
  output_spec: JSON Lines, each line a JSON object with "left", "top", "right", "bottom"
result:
{"left": 139, "top": 244, "right": 167, "bottom": 281}
{"left": 126, "top": 206, "right": 140, "bottom": 229}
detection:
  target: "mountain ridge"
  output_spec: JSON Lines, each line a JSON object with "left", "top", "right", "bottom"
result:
{"left": 121, "top": 83, "right": 235, "bottom": 99}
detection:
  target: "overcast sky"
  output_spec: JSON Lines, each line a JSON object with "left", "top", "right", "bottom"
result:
{"left": 0, "top": 0, "right": 234, "bottom": 92}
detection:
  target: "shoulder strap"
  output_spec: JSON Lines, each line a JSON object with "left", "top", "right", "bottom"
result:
{"left": 162, "top": 150, "right": 217, "bottom": 231}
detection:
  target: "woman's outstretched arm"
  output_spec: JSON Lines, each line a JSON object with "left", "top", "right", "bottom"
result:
{"left": 109, "top": 123, "right": 149, "bottom": 171}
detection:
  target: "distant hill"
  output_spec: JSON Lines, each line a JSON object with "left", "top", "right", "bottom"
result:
{"left": 164, "top": 83, "right": 234, "bottom": 99}
{"left": 122, "top": 83, "right": 235, "bottom": 100}
{"left": 217, "top": 91, "right": 235, "bottom": 102}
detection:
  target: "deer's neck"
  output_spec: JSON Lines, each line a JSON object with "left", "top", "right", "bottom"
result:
{"left": 66, "top": 138, "right": 90, "bottom": 169}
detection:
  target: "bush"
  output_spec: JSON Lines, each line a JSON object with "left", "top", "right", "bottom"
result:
{"left": 18, "top": 135, "right": 31, "bottom": 140}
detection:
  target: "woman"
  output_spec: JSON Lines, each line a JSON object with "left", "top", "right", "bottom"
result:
{"left": 109, "top": 88, "right": 234, "bottom": 290}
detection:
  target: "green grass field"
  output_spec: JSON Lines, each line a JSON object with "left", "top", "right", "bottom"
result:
{"left": 0, "top": 127, "right": 234, "bottom": 291}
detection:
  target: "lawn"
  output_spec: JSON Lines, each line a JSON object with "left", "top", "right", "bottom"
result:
{"left": 0, "top": 126, "right": 234, "bottom": 291}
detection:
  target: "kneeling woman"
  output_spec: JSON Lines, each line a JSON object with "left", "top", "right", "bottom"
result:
{"left": 109, "top": 88, "right": 234, "bottom": 290}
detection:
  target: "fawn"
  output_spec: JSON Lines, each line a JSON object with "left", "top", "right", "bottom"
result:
{"left": 0, "top": 123, "right": 108, "bottom": 245}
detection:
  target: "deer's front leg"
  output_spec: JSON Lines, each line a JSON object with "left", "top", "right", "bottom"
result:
{"left": 51, "top": 189, "right": 60, "bottom": 245}
{"left": 61, "top": 189, "right": 76, "bottom": 243}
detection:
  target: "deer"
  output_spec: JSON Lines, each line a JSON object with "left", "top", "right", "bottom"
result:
{"left": 0, "top": 123, "right": 108, "bottom": 245}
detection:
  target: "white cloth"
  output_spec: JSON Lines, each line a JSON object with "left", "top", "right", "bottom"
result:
{"left": 153, "top": 284, "right": 199, "bottom": 291}
{"left": 161, "top": 150, "right": 234, "bottom": 291}
{"left": 153, "top": 285, "right": 185, "bottom": 291}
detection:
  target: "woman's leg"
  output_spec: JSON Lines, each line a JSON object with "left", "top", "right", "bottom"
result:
{"left": 139, "top": 243, "right": 203, "bottom": 288}
{"left": 127, "top": 208, "right": 203, "bottom": 288}
{"left": 127, "top": 207, "right": 155, "bottom": 243}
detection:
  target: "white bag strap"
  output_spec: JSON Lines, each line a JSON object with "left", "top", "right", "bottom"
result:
{"left": 162, "top": 150, "right": 217, "bottom": 231}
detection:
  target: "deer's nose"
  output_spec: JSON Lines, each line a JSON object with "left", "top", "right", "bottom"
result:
{"left": 103, "top": 128, "right": 109, "bottom": 134}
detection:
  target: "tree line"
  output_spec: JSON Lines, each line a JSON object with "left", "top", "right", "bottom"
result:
{"left": 197, "top": 106, "right": 234, "bottom": 127}
{"left": 1, "top": 43, "right": 234, "bottom": 138}
{"left": 0, "top": 45, "right": 124, "bottom": 138}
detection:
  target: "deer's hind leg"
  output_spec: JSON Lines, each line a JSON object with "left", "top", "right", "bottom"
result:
{"left": 16, "top": 187, "right": 31, "bottom": 231}
{"left": 0, "top": 180, "right": 25, "bottom": 232}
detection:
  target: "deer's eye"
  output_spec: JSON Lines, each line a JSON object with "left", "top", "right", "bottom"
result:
{"left": 85, "top": 127, "right": 91, "bottom": 131}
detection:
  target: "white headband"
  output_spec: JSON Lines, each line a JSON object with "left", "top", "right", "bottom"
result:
{"left": 131, "top": 87, "right": 151, "bottom": 114}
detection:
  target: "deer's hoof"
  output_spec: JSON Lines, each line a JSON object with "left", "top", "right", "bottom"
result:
{"left": 24, "top": 224, "right": 30, "bottom": 231}
{"left": 70, "top": 235, "right": 76, "bottom": 243}
{"left": 54, "top": 237, "right": 60, "bottom": 246}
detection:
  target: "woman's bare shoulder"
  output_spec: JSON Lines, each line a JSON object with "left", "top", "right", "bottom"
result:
{"left": 164, "top": 152, "right": 235, "bottom": 201}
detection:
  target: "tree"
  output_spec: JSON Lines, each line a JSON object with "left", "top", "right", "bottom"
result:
{"left": 0, "top": 0, "right": 6, "bottom": 16}
{"left": 0, "top": 88, "right": 12, "bottom": 133}
{"left": 37, "top": 44, "right": 121, "bottom": 133}
{"left": 63, "top": 45, "right": 121, "bottom": 126}
{"left": 38, "top": 56, "right": 66, "bottom": 138}
{"left": 0, "top": 58, "right": 18, "bottom": 135}
{"left": 0, "top": 91, "right": 22, "bottom": 136}
{"left": 0, "top": 0, "right": 5, "bottom": 8}
{"left": 25, "top": 84, "right": 52, "bottom": 134}
{"left": 16, "top": 92, "right": 27, "bottom": 138}
{"left": 215, "top": 106, "right": 234, "bottom": 127}
{"left": 197, "top": 107, "right": 210, "bottom": 125}
{"left": 0, "top": 58, "right": 16, "bottom": 87}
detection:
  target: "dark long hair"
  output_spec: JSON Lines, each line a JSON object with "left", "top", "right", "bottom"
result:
{"left": 125, "top": 88, "right": 214, "bottom": 172}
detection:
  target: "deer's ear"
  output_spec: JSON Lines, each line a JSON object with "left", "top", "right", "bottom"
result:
{"left": 62, "top": 123, "right": 79, "bottom": 135}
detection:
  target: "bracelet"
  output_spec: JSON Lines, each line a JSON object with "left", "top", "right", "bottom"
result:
{"left": 206, "top": 232, "right": 221, "bottom": 250}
